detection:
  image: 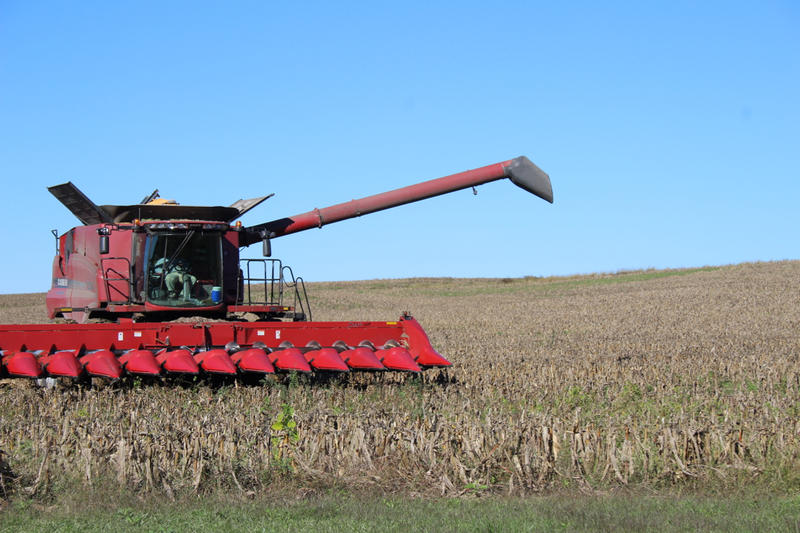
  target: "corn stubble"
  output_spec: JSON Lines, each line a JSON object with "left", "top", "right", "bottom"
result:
{"left": 1, "top": 261, "right": 799, "bottom": 497}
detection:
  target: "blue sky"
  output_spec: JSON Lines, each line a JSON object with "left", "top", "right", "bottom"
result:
{"left": 1, "top": 1, "right": 798, "bottom": 294}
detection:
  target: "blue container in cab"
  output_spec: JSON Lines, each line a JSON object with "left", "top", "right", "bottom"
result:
{"left": 211, "top": 286, "right": 222, "bottom": 304}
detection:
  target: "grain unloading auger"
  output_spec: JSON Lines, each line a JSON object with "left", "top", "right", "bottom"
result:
{"left": 0, "top": 157, "right": 552, "bottom": 381}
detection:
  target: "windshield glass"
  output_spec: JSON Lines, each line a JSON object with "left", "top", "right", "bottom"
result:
{"left": 144, "top": 231, "right": 222, "bottom": 307}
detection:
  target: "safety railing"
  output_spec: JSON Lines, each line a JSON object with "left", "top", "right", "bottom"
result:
{"left": 281, "top": 265, "right": 312, "bottom": 321}
{"left": 237, "top": 259, "right": 312, "bottom": 320}
{"left": 100, "top": 257, "right": 133, "bottom": 305}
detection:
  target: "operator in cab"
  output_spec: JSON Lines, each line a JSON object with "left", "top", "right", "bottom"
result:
{"left": 153, "top": 258, "right": 197, "bottom": 300}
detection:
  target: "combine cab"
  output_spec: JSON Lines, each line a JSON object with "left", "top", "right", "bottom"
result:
{"left": 0, "top": 157, "right": 553, "bottom": 381}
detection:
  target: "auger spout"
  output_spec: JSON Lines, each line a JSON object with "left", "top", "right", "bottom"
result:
{"left": 242, "top": 156, "right": 552, "bottom": 245}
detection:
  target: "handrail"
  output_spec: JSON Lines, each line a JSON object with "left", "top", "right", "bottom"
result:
{"left": 238, "top": 258, "right": 283, "bottom": 305}
{"left": 100, "top": 256, "right": 133, "bottom": 305}
{"left": 281, "top": 265, "right": 312, "bottom": 321}
{"left": 235, "top": 259, "right": 311, "bottom": 321}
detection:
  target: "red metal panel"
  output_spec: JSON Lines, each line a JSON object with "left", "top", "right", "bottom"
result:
{"left": 119, "top": 348, "right": 161, "bottom": 375}
{"left": 304, "top": 347, "right": 349, "bottom": 372}
{"left": 340, "top": 346, "right": 385, "bottom": 370}
{"left": 270, "top": 347, "right": 312, "bottom": 372}
{"left": 39, "top": 350, "right": 82, "bottom": 378}
{"left": 194, "top": 349, "right": 237, "bottom": 375}
{"left": 1, "top": 351, "right": 43, "bottom": 378}
{"left": 230, "top": 347, "right": 275, "bottom": 374}
{"left": 155, "top": 348, "right": 199, "bottom": 374}
{"left": 376, "top": 346, "right": 421, "bottom": 372}
{"left": 80, "top": 349, "right": 123, "bottom": 379}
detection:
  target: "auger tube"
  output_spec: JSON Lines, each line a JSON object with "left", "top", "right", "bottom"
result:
{"left": 242, "top": 156, "right": 552, "bottom": 245}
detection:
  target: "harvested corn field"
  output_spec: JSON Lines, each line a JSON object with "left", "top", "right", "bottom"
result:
{"left": 1, "top": 261, "right": 799, "bottom": 498}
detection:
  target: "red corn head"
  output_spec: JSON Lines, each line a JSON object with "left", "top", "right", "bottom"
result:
{"left": 230, "top": 347, "right": 275, "bottom": 374}
{"left": 401, "top": 317, "right": 452, "bottom": 367}
{"left": 376, "top": 345, "right": 421, "bottom": 372}
{"left": 194, "top": 348, "right": 237, "bottom": 375}
{"left": 155, "top": 348, "right": 200, "bottom": 375}
{"left": 409, "top": 345, "right": 450, "bottom": 367}
{"left": 304, "top": 347, "right": 349, "bottom": 372}
{"left": 39, "top": 349, "right": 82, "bottom": 378}
{"left": 118, "top": 349, "right": 162, "bottom": 376}
{"left": 338, "top": 345, "right": 385, "bottom": 371}
{"left": 80, "top": 349, "right": 123, "bottom": 379}
{"left": 2, "top": 350, "right": 43, "bottom": 378}
{"left": 269, "top": 346, "right": 312, "bottom": 373}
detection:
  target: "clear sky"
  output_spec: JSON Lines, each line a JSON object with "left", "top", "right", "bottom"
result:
{"left": 1, "top": 1, "right": 798, "bottom": 294}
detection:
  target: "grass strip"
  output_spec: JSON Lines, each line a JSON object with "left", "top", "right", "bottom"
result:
{"left": 2, "top": 492, "right": 799, "bottom": 532}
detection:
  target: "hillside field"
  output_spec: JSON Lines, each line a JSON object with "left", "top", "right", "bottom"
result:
{"left": 1, "top": 261, "right": 800, "bottom": 521}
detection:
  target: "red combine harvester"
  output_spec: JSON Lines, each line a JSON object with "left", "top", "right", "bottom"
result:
{"left": 0, "top": 157, "right": 552, "bottom": 381}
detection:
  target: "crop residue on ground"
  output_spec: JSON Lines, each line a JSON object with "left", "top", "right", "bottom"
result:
{"left": 1, "top": 261, "right": 799, "bottom": 498}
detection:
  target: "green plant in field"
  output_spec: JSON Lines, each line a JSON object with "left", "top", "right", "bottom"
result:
{"left": 561, "top": 385, "right": 593, "bottom": 410}
{"left": 15, "top": 439, "right": 34, "bottom": 460}
{"left": 259, "top": 394, "right": 271, "bottom": 413}
{"left": 270, "top": 403, "right": 299, "bottom": 469}
{"left": 464, "top": 481, "right": 489, "bottom": 492}
{"left": 214, "top": 384, "right": 233, "bottom": 398}
{"left": 271, "top": 404, "right": 299, "bottom": 442}
{"left": 116, "top": 507, "right": 151, "bottom": 527}
{"left": 277, "top": 372, "right": 302, "bottom": 404}
{"left": 718, "top": 379, "right": 736, "bottom": 395}
{"left": 614, "top": 382, "right": 644, "bottom": 413}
